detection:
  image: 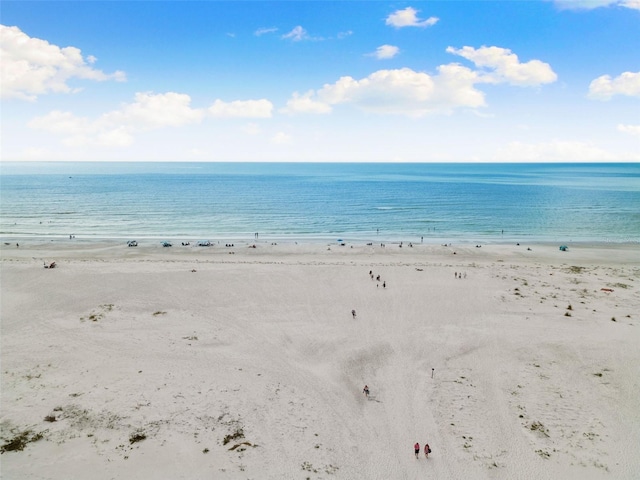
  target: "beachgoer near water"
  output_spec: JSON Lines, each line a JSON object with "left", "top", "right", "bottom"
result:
{"left": 414, "top": 442, "right": 420, "bottom": 458}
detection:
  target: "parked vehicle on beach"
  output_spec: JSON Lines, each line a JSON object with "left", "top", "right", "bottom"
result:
{"left": 161, "top": 241, "right": 172, "bottom": 247}
{"left": 197, "top": 240, "right": 211, "bottom": 246}
{"left": 127, "top": 240, "right": 138, "bottom": 247}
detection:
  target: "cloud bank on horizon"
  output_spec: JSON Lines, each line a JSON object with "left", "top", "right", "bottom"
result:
{"left": 1, "top": 1, "right": 639, "bottom": 162}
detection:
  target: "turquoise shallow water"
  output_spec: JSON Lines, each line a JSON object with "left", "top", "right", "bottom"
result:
{"left": 1, "top": 162, "right": 639, "bottom": 244}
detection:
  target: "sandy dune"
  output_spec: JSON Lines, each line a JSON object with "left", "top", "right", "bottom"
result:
{"left": 1, "top": 241, "right": 639, "bottom": 479}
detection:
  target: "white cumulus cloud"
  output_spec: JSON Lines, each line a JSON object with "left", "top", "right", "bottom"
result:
{"left": 618, "top": 124, "right": 640, "bottom": 136}
{"left": 385, "top": 7, "right": 439, "bottom": 28}
{"left": 446, "top": 46, "right": 557, "bottom": 86}
{"left": 29, "top": 92, "right": 204, "bottom": 147}
{"left": 281, "top": 91, "right": 332, "bottom": 115}
{"left": 371, "top": 45, "right": 400, "bottom": 60}
{"left": 208, "top": 99, "right": 273, "bottom": 118}
{"left": 282, "top": 26, "right": 308, "bottom": 42}
{"left": 29, "top": 110, "right": 135, "bottom": 147}
{"left": 283, "top": 45, "right": 557, "bottom": 117}
{"left": 255, "top": 27, "right": 278, "bottom": 36}
{"left": 314, "top": 66, "right": 485, "bottom": 117}
{"left": 106, "top": 92, "right": 205, "bottom": 128}
{"left": 588, "top": 71, "right": 640, "bottom": 100}
{"left": 28, "top": 110, "right": 89, "bottom": 135}
{"left": 0, "top": 24, "right": 125, "bottom": 101}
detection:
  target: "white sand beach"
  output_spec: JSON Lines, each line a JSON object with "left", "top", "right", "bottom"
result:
{"left": 1, "top": 241, "right": 639, "bottom": 479}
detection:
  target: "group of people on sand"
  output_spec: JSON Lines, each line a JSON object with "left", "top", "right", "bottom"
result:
{"left": 363, "top": 386, "right": 434, "bottom": 459}
{"left": 414, "top": 442, "right": 431, "bottom": 458}
{"left": 349, "top": 272, "right": 387, "bottom": 319}
{"left": 368, "top": 270, "right": 386, "bottom": 288}
{"left": 361, "top": 387, "right": 434, "bottom": 459}
{"left": 363, "top": 268, "right": 435, "bottom": 461}
{"left": 398, "top": 241, "right": 414, "bottom": 248}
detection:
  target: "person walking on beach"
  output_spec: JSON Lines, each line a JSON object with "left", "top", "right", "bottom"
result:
{"left": 424, "top": 443, "right": 431, "bottom": 458}
{"left": 414, "top": 442, "right": 420, "bottom": 458}
{"left": 363, "top": 385, "right": 369, "bottom": 397}
{"left": 352, "top": 309, "right": 356, "bottom": 319}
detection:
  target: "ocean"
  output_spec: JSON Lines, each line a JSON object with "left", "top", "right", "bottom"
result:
{"left": 1, "top": 162, "right": 639, "bottom": 244}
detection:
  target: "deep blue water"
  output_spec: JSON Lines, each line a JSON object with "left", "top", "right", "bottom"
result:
{"left": 1, "top": 162, "right": 639, "bottom": 243}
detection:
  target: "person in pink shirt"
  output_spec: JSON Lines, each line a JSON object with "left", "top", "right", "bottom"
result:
{"left": 414, "top": 442, "right": 420, "bottom": 458}
{"left": 424, "top": 443, "right": 431, "bottom": 458}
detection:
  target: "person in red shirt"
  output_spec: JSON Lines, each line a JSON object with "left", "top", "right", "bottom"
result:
{"left": 414, "top": 442, "right": 420, "bottom": 458}
{"left": 424, "top": 443, "right": 431, "bottom": 458}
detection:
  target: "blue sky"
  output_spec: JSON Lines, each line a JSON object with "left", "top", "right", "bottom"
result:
{"left": 1, "top": 0, "right": 639, "bottom": 162}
